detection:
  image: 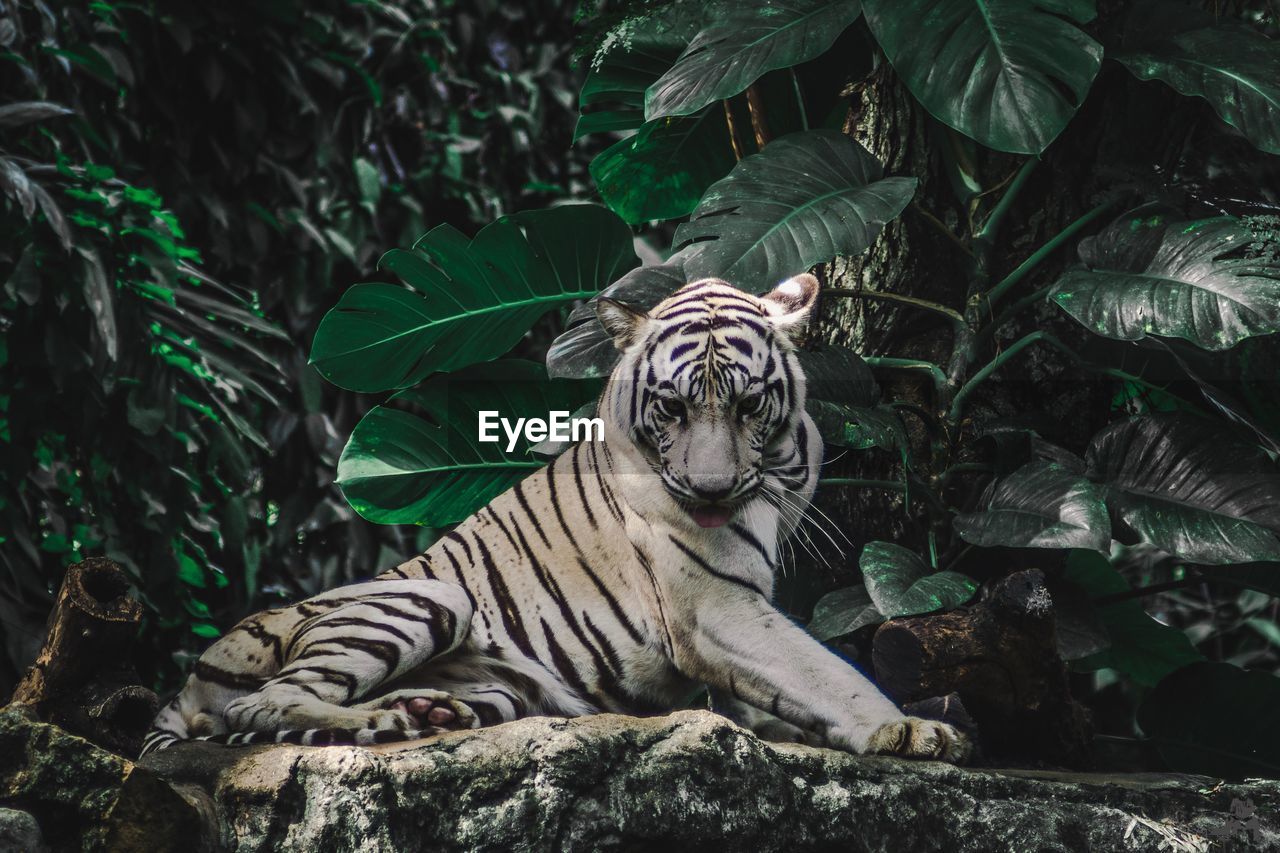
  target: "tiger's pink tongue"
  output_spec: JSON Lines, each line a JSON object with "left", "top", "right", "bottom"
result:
{"left": 689, "top": 506, "right": 733, "bottom": 528}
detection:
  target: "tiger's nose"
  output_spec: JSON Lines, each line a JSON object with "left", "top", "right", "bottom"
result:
{"left": 689, "top": 480, "right": 735, "bottom": 502}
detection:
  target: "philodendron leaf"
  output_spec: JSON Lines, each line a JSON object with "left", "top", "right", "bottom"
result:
{"left": 860, "top": 541, "right": 978, "bottom": 618}
{"left": 336, "top": 361, "right": 599, "bottom": 526}
{"left": 794, "top": 345, "right": 878, "bottom": 407}
{"left": 591, "top": 107, "right": 738, "bottom": 224}
{"left": 1115, "top": 17, "right": 1280, "bottom": 156}
{"left": 1138, "top": 661, "right": 1280, "bottom": 780}
{"left": 807, "top": 585, "right": 884, "bottom": 641}
{"left": 1085, "top": 414, "right": 1280, "bottom": 564}
{"left": 576, "top": 36, "right": 686, "bottom": 142}
{"left": 1051, "top": 217, "right": 1280, "bottom": 351}
{"left": 863, "top": 0, "right": 1102, "bottom": 154}
{"left": 674, "top": 130, "right": 916, "bottom": 292}
{"left": 808, "top": 401, "right": 907, "bottom": 453}
{"left": 548, "top": 255, "right": 695, "bottom": 380}
{"left": 1063, "top": 550, "right": 1203, "bottom": 687}
{"left": 311, "top": 205, "right": 639, "bottom": 393}
{"left": 953, "top": 460, "right": 1110, "bottom": 552}
{"left": 645, "top": 0, "right": 863, "bottom": 121}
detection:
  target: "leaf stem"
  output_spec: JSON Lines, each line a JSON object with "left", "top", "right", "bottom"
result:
{"left": 862, "top": 356, "right": 948, "bottom": 391}
{"left": 911, "top": 202, "right": 975, "bottom": 261}
{"left": 983, "top": 198, "right": 1119, "bottom": 309}
{"left": 789, "top": 68, "right": 809, "bottom": 132}
{"left": 824, "top": 287, "right": 965, "bottom": 327}
{"left": 818, "top": 478, "right": 907, "bottom": 492}
{"left": 975, "top": 158, "right": 1038, "bottom": 248}
{"left": 949, "top": 330, "right": 1069, "bottom": 420}
{"left": 976, "top": 284, "right": 1052, "bottom": 344}
{"left": 949, "top": 330, "right": 1207, "bottom": 420}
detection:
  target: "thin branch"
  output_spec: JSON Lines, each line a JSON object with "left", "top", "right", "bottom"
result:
{"left": 824, "top": 287, "right": 965, "bottom": 327}
{"left": 1092, "top": 577, "right": 1200, "bottom": 606}
{"left": 723, "top": 100, "right": 744, "bottom": 161}
{"left": 745, "top": 84, "right": 772, "bottom": 150}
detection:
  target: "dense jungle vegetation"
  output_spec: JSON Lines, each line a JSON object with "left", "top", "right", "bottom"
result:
{"left": 4, "top": 0, "right": 1280, "bottom": 779}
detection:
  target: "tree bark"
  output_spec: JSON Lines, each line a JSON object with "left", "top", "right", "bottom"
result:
{"left": 8, "top": 557, "right": 157, "bottom": 756}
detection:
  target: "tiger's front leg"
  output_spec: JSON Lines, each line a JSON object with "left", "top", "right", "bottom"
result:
{"left": 679, "top": 591, "right": 970, "bottom": 762}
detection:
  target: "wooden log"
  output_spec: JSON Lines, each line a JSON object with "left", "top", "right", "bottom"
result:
{"left": 7, "top": 557, "right": 156, "bottom": 756}
{"left": 872, "top": 569, "right": 1093, "bottom": 766}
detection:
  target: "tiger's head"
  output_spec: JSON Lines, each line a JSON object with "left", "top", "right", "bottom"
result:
{"left": 596, "top": 274, "right": 819, "bottom": 529}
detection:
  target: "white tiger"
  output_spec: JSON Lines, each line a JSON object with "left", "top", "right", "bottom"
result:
{"left": 142, "top": 274, "right": 970, "bottom": 763}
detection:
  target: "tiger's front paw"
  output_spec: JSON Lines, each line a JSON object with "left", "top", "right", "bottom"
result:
{"left": 356, "top": 689, "right": 480, "bottom": 731}
{"left": 865, "top": 716, "right": 971, "bottom": 764}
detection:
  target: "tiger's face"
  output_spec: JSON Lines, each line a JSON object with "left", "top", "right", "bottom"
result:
{"left": 597, "top": 275, "right": 819, "bottom": 528}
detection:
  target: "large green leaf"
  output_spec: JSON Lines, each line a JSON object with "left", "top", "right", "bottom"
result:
{"left": 794, "top": 344, "right": 878, "bottom": 406}
{"left": 1115, "top": 18, "right": 1280, "bottom": 156}
{"left": 547, "top": 256, "right": 695, "bottom": 380}
{"left": 1064, "top": 550, "right": 1203, "bottom": 687}
{"left": 310, "top": 205, "right": 639, "bottom": 393}
{"left": 860, "top": 541, "right": 978, "bottom": 618}
{"left": 644, "top": 0, "right": 862, "bottom": 121}
{"left": 1085, "top": 415, "right": 1280, "bottom": 565}
{"left": 673, "top": 130, "right": 916, "bottom": 291}
{"left": 576, "top": 37, "right": 685, "bottom": 142}
{"left": 863, "top": 0, "right": 1102, "bottom": 154}
{"left": 807, "top": 584, "right": 883, "bottom": 641}
{"left": 1138, "top": 661, "right": 1280, "bottom": 779}
{"left": 336, "top": 361, "right": 599, "bottom": 525}
{"left": 591, "top": 108, "right": 738, "bottom": 224}
{"left": 953, "top": 460, "right": 1110, "bottom": 552}
{"left": 1052, "top": 217, "right": 1280, "bottom": 351}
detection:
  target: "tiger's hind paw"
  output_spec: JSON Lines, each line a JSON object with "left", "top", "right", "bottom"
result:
{"left": 865, "top": 716, "right": 971, "bottom": 764}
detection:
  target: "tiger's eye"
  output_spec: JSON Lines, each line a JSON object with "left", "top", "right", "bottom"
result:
{"left": 657, "top": 398, "right": 686, "bottom": 420}
{"left": 738, "top": 393, "right": 766, "bottom": 420}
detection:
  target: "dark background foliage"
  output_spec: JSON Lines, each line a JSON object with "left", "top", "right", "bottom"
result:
{"left": 0, "top": 0, "right": 592, "bottom": 694}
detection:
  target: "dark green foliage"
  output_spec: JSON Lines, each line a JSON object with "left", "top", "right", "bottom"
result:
{"left": 308, "top": 0, "right": 1280, "bottom": 777}
{"left": 1052, "top": 217, "right": 1280, "bottom": 351}
{"left": 859, "top": 541, "right": 978, "bottom": 618}
{"left": 0, "top": 0, "right": 586, "bottom": 690}
{"left": 336, "top": 361, "right": 599, "bottom": 525}
{"left": 1063, "top": 551, "right": 1204, "bottom": 686}
{"left": 1139, "top": 661, "right": 1280, "bottom": 779}
{"left": 673, "top": 131, "right": 917, "bottom": 291}
{"left": 310, "top": 205, "right": 638, "bottom": 392}
{"left": 643, "top": 0, "right": 862, "bottom": 120}
{"left": 863, "top": 0, "right": 1102, "bottom": 154}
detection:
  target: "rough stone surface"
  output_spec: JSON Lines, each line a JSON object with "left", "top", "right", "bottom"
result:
{"left": 0, "top": 707, "right": 200, "bottom": 852}
{"left": 142, "top": 710, "right": 1280, "bottom": 852}
{"left": 0, "top": 806, "right": 48, "bottom": 853}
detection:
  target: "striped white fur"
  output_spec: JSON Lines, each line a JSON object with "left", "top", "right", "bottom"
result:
{"left": 143, "top": 275, "right": 969, "bottom": 763}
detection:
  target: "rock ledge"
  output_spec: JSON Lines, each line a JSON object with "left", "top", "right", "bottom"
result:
{"left": 135, "top": 710, "right": 1279, "bottom": 852}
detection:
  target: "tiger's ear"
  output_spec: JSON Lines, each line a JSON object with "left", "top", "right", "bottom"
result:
{"left": 761, "top": 273, "right": 820, "bottom": 340}
{"left": 595, "top": 298, "right": 650, "bottom": 351}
